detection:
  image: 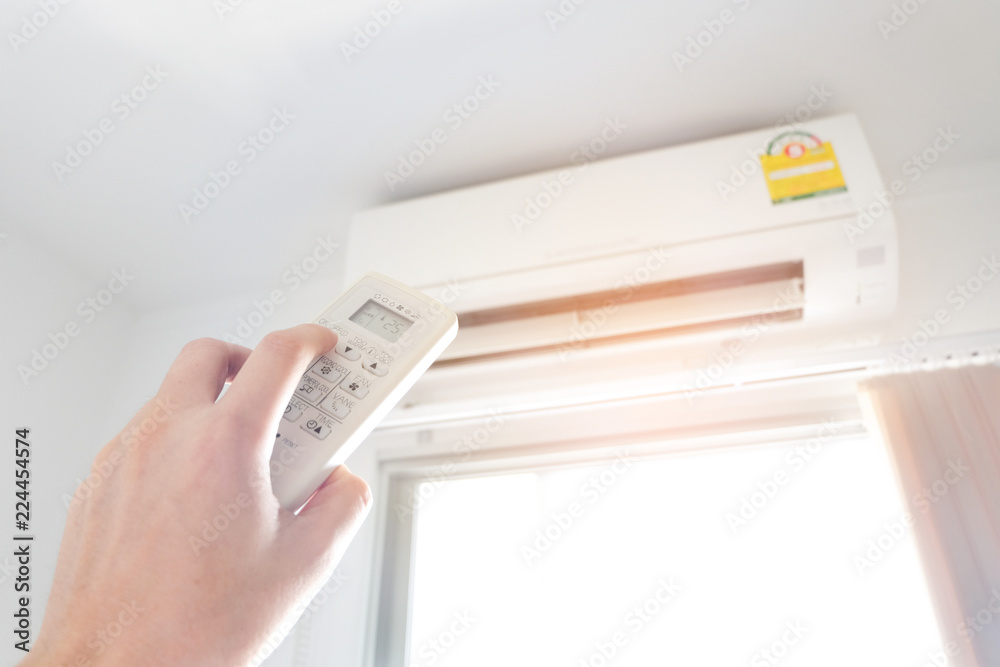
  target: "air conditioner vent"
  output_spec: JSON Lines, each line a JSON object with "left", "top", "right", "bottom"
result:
{"left": 436, "top": 261, "right": 805, "bottom": 366}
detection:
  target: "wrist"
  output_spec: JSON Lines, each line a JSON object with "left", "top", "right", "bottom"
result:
{"left": 18, "top": 641, "right": 129, "bottom": 667}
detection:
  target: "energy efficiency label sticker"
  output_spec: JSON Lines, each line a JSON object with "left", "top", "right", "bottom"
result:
{"left": 760, "top": 131, "right": 847, "bottom": 204}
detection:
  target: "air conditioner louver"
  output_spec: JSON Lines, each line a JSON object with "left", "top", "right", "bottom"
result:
{"left": 436, "top": 261, "right": 805, "bottom": 365}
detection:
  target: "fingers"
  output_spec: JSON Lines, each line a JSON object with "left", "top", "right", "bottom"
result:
{"left": 157, "top": 338, "right": 253, "bottom": 408}
{"left": 286, "top": 465, "right": 372, "bottom": 567}
{"left": 219, "top": 324, "right": 337, "bottom": 443}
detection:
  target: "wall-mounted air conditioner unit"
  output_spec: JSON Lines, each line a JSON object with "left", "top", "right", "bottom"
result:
{"left": 346, "top": 113, "right": 897, "bottom": 368}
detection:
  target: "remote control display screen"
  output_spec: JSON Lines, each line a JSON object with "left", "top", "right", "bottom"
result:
{"left": 349, "top": 299, "right": 413, "bottom": 342}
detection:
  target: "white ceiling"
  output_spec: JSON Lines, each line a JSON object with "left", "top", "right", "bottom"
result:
{"left": 2, "top": 0, "right": 998, "bottom": 311}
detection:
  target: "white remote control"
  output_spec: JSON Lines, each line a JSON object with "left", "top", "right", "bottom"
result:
{"left": 270, "top": 273, "right": 458, "bottom": 512}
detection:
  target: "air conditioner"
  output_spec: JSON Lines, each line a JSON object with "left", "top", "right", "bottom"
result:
{"left": 346, "top": 113, "right": 897, "bottom": 370}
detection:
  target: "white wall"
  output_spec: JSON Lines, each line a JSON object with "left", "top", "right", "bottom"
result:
{"left": 103, "top": 229, "right": 350, "bottom": 431}
{"left": 883, "top": 159, "right": 1000, "bottom": 342}
{"left": 0, "top": 234, "right": 136, "bottom": 666}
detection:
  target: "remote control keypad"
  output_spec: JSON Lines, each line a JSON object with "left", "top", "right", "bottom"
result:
{"left": 282, "top": 331, "right": 387, "bottom": 439}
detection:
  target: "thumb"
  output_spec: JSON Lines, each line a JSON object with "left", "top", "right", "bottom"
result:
{"left": 284, "top": 465, "right": 372, "bottom": 572}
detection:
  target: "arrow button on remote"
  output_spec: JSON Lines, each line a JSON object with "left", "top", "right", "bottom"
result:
{"left": 301, "top": 418, "right": 332, "bottom": 440}
{"left": 336, "top": 342, "right": 361, "bottom": 362}
{"left": 362, "top": 358, "right": 389, "bottom": 377}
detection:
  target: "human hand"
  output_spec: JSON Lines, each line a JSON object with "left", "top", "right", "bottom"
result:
{"left": 22, "top": 324, "right": 371, "bottom": 666}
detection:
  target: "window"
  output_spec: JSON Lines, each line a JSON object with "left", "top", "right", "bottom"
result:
{"left": 403, "top": 435, "right": 943, "bottom": 667}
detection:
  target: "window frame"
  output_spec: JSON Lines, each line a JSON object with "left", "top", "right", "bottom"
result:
{"left": 361, "top": 368, "right": 872, "bottom": 667}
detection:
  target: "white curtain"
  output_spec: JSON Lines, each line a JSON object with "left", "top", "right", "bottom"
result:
{"left": 860, "top": 365, "right": 1000, "bottom": 667}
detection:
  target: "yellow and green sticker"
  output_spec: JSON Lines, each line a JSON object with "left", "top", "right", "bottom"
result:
{"left": 760, "top": 131, "right": 847, "bottom": 204}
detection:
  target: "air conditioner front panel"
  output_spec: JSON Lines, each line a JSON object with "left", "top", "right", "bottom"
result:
{"left": 346, "top": 113, "right": 898, "bottom": 369}
{"left": 347, "top": 113, "right": 883, "bottom": 294}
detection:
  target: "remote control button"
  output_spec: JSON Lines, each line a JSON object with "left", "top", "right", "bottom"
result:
{"left": 362, "top": 358, "right": 389, "bottom": 377}
{"left": 319, "top": 393, "right": 352, "bottom": 420}
{"left": 342, "top": 377, "right": 370, "bottom": 399}
{"left": 335, "top": 342, "right": 361, "bottom": 362}
{"left": 301, "top": 418, "right": 332, "bottom": 440}
{"left": 282, "top": 402, "right": 304, "bottom": 422}
{"left": 310, "top": 356, "right": 349, "bottom": 387}
{"left": 294, "top": 375, "right": 334, "bottom": 405}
